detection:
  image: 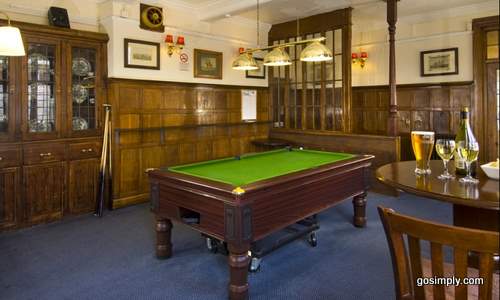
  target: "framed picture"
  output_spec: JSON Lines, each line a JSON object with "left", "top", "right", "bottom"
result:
{"left": 245, "top": 58, "right": 266, "bottom": 79}
{"left": 194, "top": 49, "right": 223, "bottom": 79}
{"left": 420, "top": 48, "right": 458, "bottom": 77}
{"left": 124, "top": 39, "right": 160, "bottom": 70}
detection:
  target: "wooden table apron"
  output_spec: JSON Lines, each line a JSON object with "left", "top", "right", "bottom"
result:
{"left": 375, "top": 160, "right": 499, "bottom": 232}
{"left": 149, "top": 155, "right": 373, "bottom": 300}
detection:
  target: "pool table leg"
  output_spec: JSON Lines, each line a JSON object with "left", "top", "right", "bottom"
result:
{"left": 227, "top": 243, "right": 250, "bottom": 300}
{"left": 156, "top": 217, "right": 173, "bottom": 259}
{"left": 353, "top": 192, "right": 367, "bottom": 227}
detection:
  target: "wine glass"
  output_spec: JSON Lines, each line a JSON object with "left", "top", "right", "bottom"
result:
{"left": 456, "top": 141, "right": 479, "bottom": 184}
{"left": 435, "top": 139, "right": 455, "bottom": 180}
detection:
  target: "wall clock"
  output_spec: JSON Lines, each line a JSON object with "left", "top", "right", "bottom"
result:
{"left": 140, "top": 3, "right": 165, "bottom": 32}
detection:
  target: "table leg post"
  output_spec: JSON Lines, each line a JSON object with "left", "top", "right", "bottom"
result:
{"left": 353, "top": 192, "right": 367, "bottom": 227}
{"left": 156, "top": 217, "right": 172, "bottom": 259}
{"left": 227, "top": 244, "right": 250, "bottom": 300}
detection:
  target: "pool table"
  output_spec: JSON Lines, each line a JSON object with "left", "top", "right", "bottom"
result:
{"left": 148, "top": 148, "right": 373, "bottom": 300}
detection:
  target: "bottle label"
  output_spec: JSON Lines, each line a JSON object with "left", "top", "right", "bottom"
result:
{"left": 455, "top": 158, "right": 465, "bottom": 169}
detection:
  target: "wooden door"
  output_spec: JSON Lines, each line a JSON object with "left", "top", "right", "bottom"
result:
{"left": 485, "top": 63, "right": 499, "bottom": 162}
{"left": 24, "top": 162, "right": 65, "bottom": 223}
{"left": 68, "top": 158, "right": 99, "bottom": 214}
{"left": 0, "top": 167, "right": 20, "bottom": 230}
{"left": 21, "top": 35, "right": 62, "bottom": 141}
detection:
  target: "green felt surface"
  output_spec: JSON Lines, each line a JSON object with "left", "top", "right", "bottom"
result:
{"left": 168, "top": 148, "right": 354, "bottom": 187}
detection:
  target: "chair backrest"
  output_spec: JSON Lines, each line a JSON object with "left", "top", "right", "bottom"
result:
{"left": 378, "top": 206, "right": 499, "bottom": 300}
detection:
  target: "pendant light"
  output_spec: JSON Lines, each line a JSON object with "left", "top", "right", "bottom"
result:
{"left": 300, "top": 40, "right": 332, "bottom": 62}
{"left": 232, "top": 0, "right": 260, "bottom": 70}
{"left": 0, "top": 12, "right": 25, "bottom": 56}
{"left": 263, "top": 47, "right": 291, "bottom": 66}
{"left": 232, "top": 53, "right": 259, "bottom": 70}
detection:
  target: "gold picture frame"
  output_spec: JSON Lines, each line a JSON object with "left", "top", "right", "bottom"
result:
{"left": 194, "top": 49, "right": 223, "bottom": 79}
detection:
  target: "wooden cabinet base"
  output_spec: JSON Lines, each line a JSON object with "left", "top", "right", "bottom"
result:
{"left": 0, "top": 168, "right": 20, "bottom": 230}
{"left": 69, "top": 159, "right": 99, "bottom": 214}
{"left": 24, "top": 162, "right": 66, "bottom": 224}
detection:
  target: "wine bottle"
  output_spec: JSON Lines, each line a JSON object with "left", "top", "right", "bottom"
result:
{"left": 454, "top": 107, "right": 477, "bottom": 176}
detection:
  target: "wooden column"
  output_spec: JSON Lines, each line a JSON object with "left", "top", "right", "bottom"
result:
{"left": 386, "top": 0, "right": 398, "bottom": 136}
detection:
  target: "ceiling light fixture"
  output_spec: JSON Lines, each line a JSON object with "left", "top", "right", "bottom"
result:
{"left": 232, "top": 52, "right": 259, "bottom": 70}
{"left": 232, "top": 0, "right": 260, "bottom": 70}
{"left": 300, "top": 40, "right": 333, "bottom": 62}
{"left": 232, "top": 2, "right": 333, "bottom": 71}
{"left": 263, "top": 47, "right": 291, "bottom": 66}
{"left": 0, "top": 11, "right": 25, "bottom": 56}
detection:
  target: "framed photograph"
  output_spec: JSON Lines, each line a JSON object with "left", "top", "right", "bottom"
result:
{"left": 245, "top": 58, "right": 266, "bottom": 79}
{"left": 194, "top": 49, "right": 223, "bottom": 79}
{"left": 420, "top": 48, "right": 458, "bottom": 77}
{"left": 124, "top": 39, "right": 160, "bottom": 70}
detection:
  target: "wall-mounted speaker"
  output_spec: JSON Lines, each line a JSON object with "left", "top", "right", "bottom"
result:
{"left": 48, "top": 7, "right": 70, "bottom": 28}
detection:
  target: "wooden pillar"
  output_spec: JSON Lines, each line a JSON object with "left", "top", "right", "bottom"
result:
{"left": 386, "top": 0, "right": 398, "bottom": 136}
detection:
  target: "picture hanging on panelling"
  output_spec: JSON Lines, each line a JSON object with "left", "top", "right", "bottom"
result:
{"left": 194, "top": 49, "right": 223, "bottom": 79}
{"left": 245, "top": 58, "right": 266, "bottom": 79}
{"left": 140, "top": 3, "right": 165, "bottom": 32}
{"left": 420, "top": 48, "right": 458, "bottom": 77}
{"left": 124, "top": 39, "right": 160, "bottom": 70}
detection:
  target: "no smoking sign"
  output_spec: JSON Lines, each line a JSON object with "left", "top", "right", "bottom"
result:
{"left": 179, "top": 52, "right": 190, "bottom": 71}
{"left": 179, "top": 53, "right": 189, "bottom": 63}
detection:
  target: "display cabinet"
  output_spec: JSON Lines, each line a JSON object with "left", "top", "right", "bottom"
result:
{"left": 0, "top": 19, "right": 108, "bottom": 230}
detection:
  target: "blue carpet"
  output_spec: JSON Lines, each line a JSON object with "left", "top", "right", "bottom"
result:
{"left": 0, "top": 192, "right": 451, "bottom": 300}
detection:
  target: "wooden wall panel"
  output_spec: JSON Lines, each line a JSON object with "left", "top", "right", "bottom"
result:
{"left": 108, "top": 78, "right": 271, "bottom": 208}
{"left": 352, "top": 82, "right": 474, "bottom": 160}
{"left": 353, "top": 82, "right": 473, "bottom": 135}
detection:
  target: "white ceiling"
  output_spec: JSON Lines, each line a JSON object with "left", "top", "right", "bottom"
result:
{"left": 164, "top": 0, "right": 498, "bottom": 25}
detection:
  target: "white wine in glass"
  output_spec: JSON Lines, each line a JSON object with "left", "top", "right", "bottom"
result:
{"left": 456, "top": 141, "right": 479, "bottom": 184}
{"left": 435, "top": 139, "right": 455, "bottom": 179}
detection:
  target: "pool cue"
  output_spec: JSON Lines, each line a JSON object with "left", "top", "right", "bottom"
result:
{"left": 106, "top": 106, "right": 113, "bottom": 211}
{"left": 95, "top": 104, "right": 111, "bottom": 217}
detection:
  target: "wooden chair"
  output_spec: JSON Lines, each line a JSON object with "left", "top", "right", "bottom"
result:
{"left": 378, "top": 206, "right": 499, "bottom": 300}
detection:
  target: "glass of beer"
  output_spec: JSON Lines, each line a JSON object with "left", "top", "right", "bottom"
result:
{"left": 435, "top": 139, "right": 455, "bottom": 180}
{"left": 411, "top": 131, "right": 435, "bottom": 175}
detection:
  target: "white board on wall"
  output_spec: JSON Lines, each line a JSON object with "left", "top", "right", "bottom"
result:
{"left": 241, "top": 89, "right": 257, "bottom": 121}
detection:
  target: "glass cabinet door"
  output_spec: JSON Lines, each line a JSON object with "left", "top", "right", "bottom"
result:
{"left": 71, "top": 47, "right": 97, "bottom": 133}
{"left": 27, "top": 43, "right": 57, "bottom": 134}
{"left": 0, "top": 56, "right": 9, "bottom": 135}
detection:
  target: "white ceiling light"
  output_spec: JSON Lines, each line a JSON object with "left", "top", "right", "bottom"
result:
{"left": 0, "top": 11, "right": 25, "bottom": 56}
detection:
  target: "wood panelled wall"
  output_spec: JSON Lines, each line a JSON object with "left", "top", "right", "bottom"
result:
{"left": 107, "top": 78, "right": 271, "bottom": 208}
{"left": 352, "top": 82, "right": 474, "bottom": 159}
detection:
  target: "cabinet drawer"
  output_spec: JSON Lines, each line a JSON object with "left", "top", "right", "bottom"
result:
{"left": 69, "top": 142, "right": 100, "bottom": 160}
{"left": 0, "top": 147, "right": 21, "bottom": 168}
{"left": 23, "top": 143, "right": 66, "bottom": 165}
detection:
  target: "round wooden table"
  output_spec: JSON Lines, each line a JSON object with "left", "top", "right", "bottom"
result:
{"left": 376, "top": 160, "right": 499, "bottom": 231}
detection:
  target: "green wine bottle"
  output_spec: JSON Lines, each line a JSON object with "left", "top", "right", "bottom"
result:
{"left": 455, "top": 107, "right": 477, "bottom": 176}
